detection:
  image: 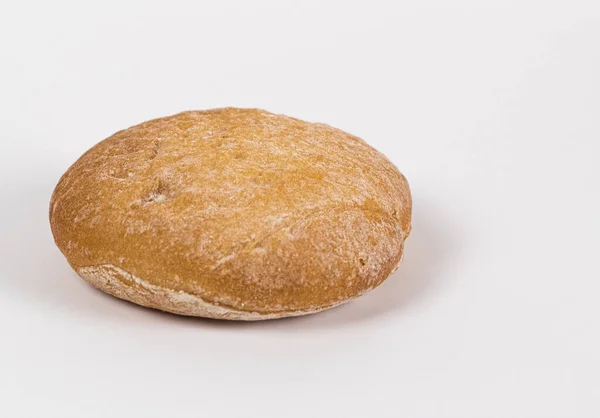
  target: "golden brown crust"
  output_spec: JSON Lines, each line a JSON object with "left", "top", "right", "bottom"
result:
{"left": 50, "top": 108, "right": 411, "bottom": 319}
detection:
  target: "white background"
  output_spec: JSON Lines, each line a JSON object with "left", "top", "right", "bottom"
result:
{"left": 1, "top": 1, "right": 599, "bottom": 417}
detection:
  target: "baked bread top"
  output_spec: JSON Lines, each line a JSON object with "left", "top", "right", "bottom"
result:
{"left": 50, "top": 108, "right": 411, "bottom": 318}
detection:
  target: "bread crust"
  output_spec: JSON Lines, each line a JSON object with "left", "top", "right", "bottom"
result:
{"left": 50, "top": 108, "right": 411, "bottom": 319}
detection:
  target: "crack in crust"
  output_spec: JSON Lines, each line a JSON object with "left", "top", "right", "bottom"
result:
{"left": 78, "top": 264, "right": 347, "bottom": 320}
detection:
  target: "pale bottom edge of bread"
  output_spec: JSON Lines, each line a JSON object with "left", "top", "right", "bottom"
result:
{"left": 77, "top": 264, "right": 350, "bottom": 321}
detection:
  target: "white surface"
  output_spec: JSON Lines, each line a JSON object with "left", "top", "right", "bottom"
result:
{"left": 1, "top": 1, "right": 599, "bottom": 417}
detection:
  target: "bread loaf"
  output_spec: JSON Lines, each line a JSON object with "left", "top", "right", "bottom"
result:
{"left": 50, "top": 108, "right": 412, "bottom": 320}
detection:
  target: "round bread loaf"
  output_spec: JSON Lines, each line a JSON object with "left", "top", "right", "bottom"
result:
{"left": 50, "top": 108, "right": 411, "bottom": 320}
